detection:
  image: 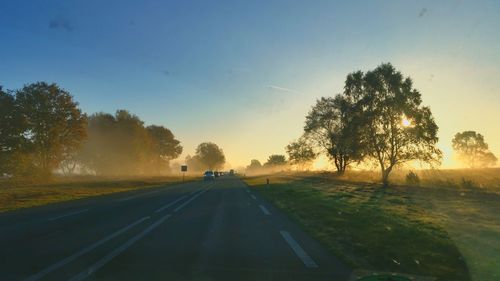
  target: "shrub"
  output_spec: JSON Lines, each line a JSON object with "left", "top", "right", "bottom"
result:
{"left": 406, "top": 171, "right": 420, "bottom": 186}
{"left": 461, "top": 177, "right": 477, "bottom": 189}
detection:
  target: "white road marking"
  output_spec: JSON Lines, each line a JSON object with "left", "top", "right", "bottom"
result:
{"left": 24, "top": 216, "right": 150, "bottom": 281}
{"left": 154, "top": 196, "right": 187, "bottom": 213}
{"left": 280, "top": 231, "right": 318, "bottom": 268}
{"left": 259, "top": 205, "right": 271, "bottom": 215}
{"left": 246, "top": 189, "right": 250, "bottom": 193}
{"left": 48, "top": 209, "right": 89, "bottom": 221}
{"left": 250, "top": 195, "right": 257, "bottom": 200}
{"left": 174, "top": 188, "right": 210, "bottom": 213}
{"left": 69, "top": 214, "right": 171, "bottom": 281}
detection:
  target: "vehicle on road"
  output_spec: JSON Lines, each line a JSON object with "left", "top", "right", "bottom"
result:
{"left": 203, "top": 170, "right": 215, "bottom": 180}
{"left": 229, "top": 169, "right": 234, "bottom": 175}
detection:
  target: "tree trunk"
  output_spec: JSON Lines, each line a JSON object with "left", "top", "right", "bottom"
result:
{"left": 381, "top": 165, "right": 393, "bottom": 187}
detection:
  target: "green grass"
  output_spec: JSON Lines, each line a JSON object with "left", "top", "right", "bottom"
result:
{"left": 243, "top": 175, "right": 472, "bottom": 281}
{"left": 0, "top": 175, "right": 194, "bottom": 213}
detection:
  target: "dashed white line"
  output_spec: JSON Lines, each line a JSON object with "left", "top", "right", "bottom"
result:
{"left": 259, "top": 205, "right": 271, "bottom": 215}
{"left": 280, "top": 231, "right": 318, "bottom": 268}
{"left": 24, "top": 216, "right": 150, "bottom": 281}
{"left": 250, "top": 195, "right": 257, "bottom": 200}
{"left": 245, "top": 189, "right": 250, "bottom": 193}
{"left": 154, "top": 196, "right": 187, "bottom": 213}
{"left": 68, "top": 214, "right": 171, "bottom": 281}
{"left": 48, "top": 209, "right": 89, "bottom": 221}
{"left": 174, "top": 188, "right": 210, "bottom": 213}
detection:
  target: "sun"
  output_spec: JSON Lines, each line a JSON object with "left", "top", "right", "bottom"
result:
{"left": 402, "top": 115, "right": 412, "bottom": 127}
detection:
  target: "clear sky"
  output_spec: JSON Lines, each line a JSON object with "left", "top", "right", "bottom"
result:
{"left": 1, "top": 0, "right": 499, "bottom": 169}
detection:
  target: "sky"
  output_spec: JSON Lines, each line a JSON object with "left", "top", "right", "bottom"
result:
{"left": 1, "top": 0, "right": 499, "bottom": 169}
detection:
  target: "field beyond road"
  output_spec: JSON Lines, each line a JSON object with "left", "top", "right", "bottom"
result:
{"left": 0, "top": 176, "right": 193, "bottom": 213}
{"left": 243, "top": 172, "right": 500, "bottom": 281}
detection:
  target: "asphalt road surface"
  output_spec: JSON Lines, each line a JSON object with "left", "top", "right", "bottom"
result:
{"left": 0, "top": 176, "right": 351, "bottom": 281}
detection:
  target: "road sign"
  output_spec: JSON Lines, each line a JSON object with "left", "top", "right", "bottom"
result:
{"left": 181, "top": 165, "right": 187, "bottom": 172}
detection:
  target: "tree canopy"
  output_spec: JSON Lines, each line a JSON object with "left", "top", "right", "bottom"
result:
{"left": 452, "top": 131, "right": 497, "bottom": 168}
{"left": 285, "top": 137, "right": 317, "bottom": 170}
{"left": 195, "top": 142, "right": 225, "bottom": 170}
{"left": 264, "top": 154, "right": 287, "bottom": 166}
{"left": 12, "top": 82, "right": 87, "bottom": 176}
{"left": 304, "top": 95, "right": 362, "bottom": 173}
{"left": 79, "top": 110, "right": 182, "bottom": 175}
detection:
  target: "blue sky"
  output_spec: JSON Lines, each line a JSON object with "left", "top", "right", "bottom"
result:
{"left": 1, "top": 0, "right": 499, "bottom": 168}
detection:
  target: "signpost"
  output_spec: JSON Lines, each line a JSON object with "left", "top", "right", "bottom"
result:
{"left": 181, "top": 165, "right": 187, "bottom": 182}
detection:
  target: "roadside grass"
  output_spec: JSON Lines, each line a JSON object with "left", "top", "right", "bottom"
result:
{"left": 243, "top": 174, "right": 471, "bottom": 281}
{"left": 0, "top": 175, "right": 195, "bottom": 213}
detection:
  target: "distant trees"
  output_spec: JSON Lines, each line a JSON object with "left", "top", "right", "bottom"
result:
{"left": 302, "top": 63, "right": 442, "bottom": 185}
{"left": 0, "top": 82, "right": 184, "bottom": 179}
{"left": 194, "top": 142, "right": 225, "bottom": 170}
{"left": 0, "top": 83, "right": 87, "bottom": 177}
{"left": 147, "top": 125, "right": 183, "bottom": 172}
{"left": 264, "top": 154, "right": 287, "bottom": 166}
{"left": 247, "top": 159, "right": 262, "bottom": 170}
{"left": 452, "top": 131, "right": 497, "bottom": 168}
{"left": 285, "top": 137, "right": 317, "bottom": 170}
{"left": 79, "top": 110, "right": 182, "bottom": 175}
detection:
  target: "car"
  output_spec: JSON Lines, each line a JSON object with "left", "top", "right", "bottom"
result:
{"left": 229, "top": 169, "right": 234, "bottom": 175}
{"left": 203, "top": 170, "right": 215, "bottom": 180}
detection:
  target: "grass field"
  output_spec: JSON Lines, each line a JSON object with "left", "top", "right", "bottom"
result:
{"left": 0, "top": 175, "right": 194, "bottom": 213}
{"left": 243, "top": 172, "right": 500, "bottom": 281}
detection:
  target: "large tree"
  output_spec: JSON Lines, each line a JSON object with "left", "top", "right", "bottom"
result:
{"left": 304, "top": 95, "right": 363, "bottom": 173}
{"left": 452, "top": 131, "right": 497, "bottom": 168}
{"left": 285, "top": 137, "right": 317, "bottom": 170}
{"left": 345, "top": 63, "right": 441, "bottom": 185}
{"left": 195, "top": 142, "right": 225, "bottom": 170}
{"left": 15, "top": 82, "right": 87, "bottom": 176}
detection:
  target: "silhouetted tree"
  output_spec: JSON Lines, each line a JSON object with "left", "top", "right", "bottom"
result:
{"left": 15, "top": 82, "right": 87, "bottom": 176}
{"left": 304, "top": 95, "right": 363, "bottom": 173}
{"left": 147, "top": 125, "right": 183, "bottom": 173}
{"left": 344, "top": 63, "right": 441, "bottom": 185}
{"left": 286, "top": 137, "right": 317, "bottom": 170}
{"left": 265, "top": 154, "right": 287, "bottom": 166}
{"left": 246, "top": 159, "right": 263, "bottom": 173}
{"left": 195, "top": 142, "right": 225, "bottom": 170}
{"left": 452, "top": 131, "right": 497, "bottom": 168}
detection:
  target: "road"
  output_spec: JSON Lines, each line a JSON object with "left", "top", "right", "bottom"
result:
{"left": 0, "top": 176, "right": 351, "bottom": 281}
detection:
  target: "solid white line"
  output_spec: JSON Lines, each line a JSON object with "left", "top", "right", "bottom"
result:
{"left": 69, "top": 214, "right": 171, "bottom": 281}
{"left": 173, "top": 188, "right": 209, "bottom": 213}
{"left": 280, "top": 231, "right": 318, "bottom": 268}
{"left": 154, "top": 196, "right": 187, "bottom": 213}
{"left": 48, "top": 209, "right": 89, "bottom": 221}
{"left": 24, "top": 216, "right": 150, "bottom": 281}
{"left": 259, "top": 205, "right": 271, "bottom": 215}
{"left": 250, "top": 195, "right": 257, "bottom": 200}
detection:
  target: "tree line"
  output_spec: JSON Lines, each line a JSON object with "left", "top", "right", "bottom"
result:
{"left": 0, "top": 82, "right": 183, "bottom": 178}
{"left": 277, "top": 63, "right": 497, "bottom": 185}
